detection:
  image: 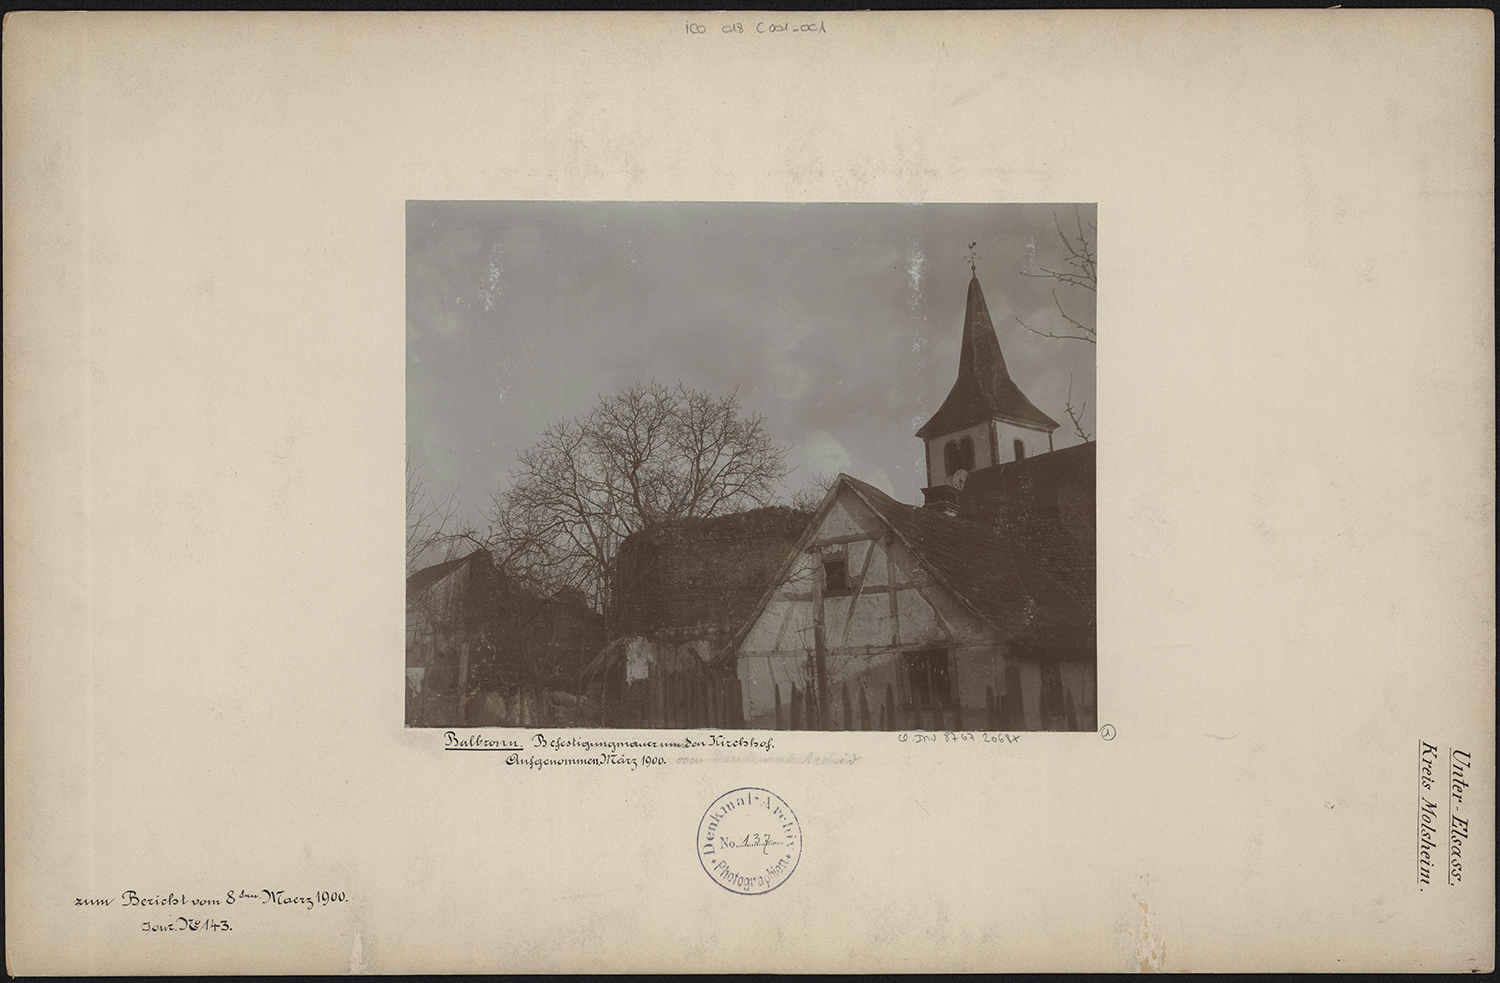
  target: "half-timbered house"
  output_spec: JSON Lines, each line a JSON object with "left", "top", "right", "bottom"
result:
{"left": 723, "top": 271, "right": 1096, "bottom": 731}
{"left": 725, "top": 468, "right": 1095, "bottom": 731}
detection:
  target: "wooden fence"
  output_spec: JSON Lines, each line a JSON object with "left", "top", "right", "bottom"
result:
{"left": 765, "top": 670, "right": 1045, "bottom": 732}
{"left": 604, "top": 669, "right": 745, "bottom": 729}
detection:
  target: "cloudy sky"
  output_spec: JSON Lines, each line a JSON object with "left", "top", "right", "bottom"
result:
{"left": 407, "top": 201, "right": 1096, "bottom": 528}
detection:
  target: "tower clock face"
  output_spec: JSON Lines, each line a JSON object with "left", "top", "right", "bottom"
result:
{"left": 951, "top": 468, "right": 968, "bottom": 491}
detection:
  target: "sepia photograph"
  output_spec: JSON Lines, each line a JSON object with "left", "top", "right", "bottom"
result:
{"left": 6, "top": 11, "right": 1489, "bottom": 974}
{"left": 407, "top": 202, "right": 1097, "bottom": 731}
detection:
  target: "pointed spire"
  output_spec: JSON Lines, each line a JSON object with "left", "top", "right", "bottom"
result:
{"left": 915, "top": 274, "right": 1060, "bottom": 439}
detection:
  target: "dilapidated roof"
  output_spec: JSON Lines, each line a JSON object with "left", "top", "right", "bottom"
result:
{"left": 612, "top": 506, "right": 814, "bottom": 639}
{"left": 838, "top": 474, "right": 1093, "bottom": 651}
{"left": 915, "top": 276, "right": 1061, "bottom": 438}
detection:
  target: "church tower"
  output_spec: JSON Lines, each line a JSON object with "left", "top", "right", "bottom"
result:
{"left": 917, "top": 272, "right": 1059, "bottom": 508}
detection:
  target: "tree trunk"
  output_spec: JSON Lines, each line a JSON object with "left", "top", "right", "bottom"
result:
{"left": 813, "top": 625, "right": 830, "bottom": 731}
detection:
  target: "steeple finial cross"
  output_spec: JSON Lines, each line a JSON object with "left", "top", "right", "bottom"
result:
{"left": 967, "top": 241, "right": 979, "bottom": 276}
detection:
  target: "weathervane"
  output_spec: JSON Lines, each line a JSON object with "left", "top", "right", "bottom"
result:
{"left": 967, "top": 241, "right": 979, "bottom": 275}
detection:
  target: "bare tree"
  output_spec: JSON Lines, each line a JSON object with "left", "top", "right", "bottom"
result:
{"left": 1017, "top": 206, "right": 1096, "bottom": 345}
{"left": 407, "top": 452, "right": 458, "bottom": 575}
{"left": 492, "top": 381, "right": 791, "bottom": 613}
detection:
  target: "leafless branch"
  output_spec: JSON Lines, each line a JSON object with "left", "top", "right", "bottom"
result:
{"left": 1019, "top": 205, "right": 1097, "bottom": 345}
{"left": 407, "top": 453, "right": 459, "bottom": 575}
{"left": 489, "top": 380, "right": 791, "bottom": 617}
{"left": 1064, "top": 376, "right": 1093, "bottom": 443}
{"left": 787, "top": 471, "right": 837, "bottom": 513}
{"left": 1015, "top": 314, "right": 1095, "bottom": 346}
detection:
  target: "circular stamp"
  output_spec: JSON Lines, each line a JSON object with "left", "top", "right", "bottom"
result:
{"left": 697, "top": 787, "right": 802, "bottom": 895}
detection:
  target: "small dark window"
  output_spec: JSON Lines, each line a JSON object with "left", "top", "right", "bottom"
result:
{"left": 959, "top": 436, "right": 975, "bottom": 471}
{"left": 1013, "top": 439, "right": 1026, "bottom": 461}
{"left": 902, "top": 649, "right": 954, "bottom": 707}
{"left": 823, "top": 558, "right": 848, "bottom": 593}
{"left": 943, "top": 440, "right": 962, "bottom": 477}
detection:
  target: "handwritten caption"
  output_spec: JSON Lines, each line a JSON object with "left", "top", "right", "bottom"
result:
{"left": 441, "top": 729, "right": 1023, "bottom": 770}
{"left": 71, "top": 888, "right": 349, "bottom": 935}
{"left": 685, "top": 20, "right": 827, "bottom": 36}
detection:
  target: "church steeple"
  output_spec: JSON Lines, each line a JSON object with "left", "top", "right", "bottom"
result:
{"left": 918, "top": 272, "right": 1059, "bottom": 498}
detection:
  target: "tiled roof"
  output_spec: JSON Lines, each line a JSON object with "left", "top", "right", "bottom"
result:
{"left": 915, "top": 276, "right": 1061, "bottom": 437}
{"left": 840, "top": 473, "right": 1093, "bottom": 650}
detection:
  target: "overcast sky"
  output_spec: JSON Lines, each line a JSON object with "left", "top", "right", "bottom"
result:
{"left": 407, "top": 201, "right": 1096, "bottom": 528}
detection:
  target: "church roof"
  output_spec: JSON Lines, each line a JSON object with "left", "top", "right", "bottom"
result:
{"left": 915, "top": 275, "right": 1061, "bottom": 438}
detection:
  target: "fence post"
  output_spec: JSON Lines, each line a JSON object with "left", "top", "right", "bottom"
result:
{"left": 789, "top": 684, "right": 801, "bottom": 732}
{"left": 885, "top": 684, "right": 896, "bottom": 732}
{"left": 1064, "top": 688, "right": 1077, "bottom": 731}
{"left": 1004, "top": 664, "right": 1023, "bottom": 730}
{"left": 774, "top": 683, "right": 783, "bottom": 731}
{"left": 841, "top": 682, "right": 853, "bottom": 730}
{"left": 859, "top": 685, "right": 871, "bottom": 731}
{"left": 457, "top": 642, "right": 470, "bottom": 727}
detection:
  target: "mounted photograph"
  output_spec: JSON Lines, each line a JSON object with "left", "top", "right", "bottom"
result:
{"left": 406, "top": 202, "right": 1096, "bottom": 731}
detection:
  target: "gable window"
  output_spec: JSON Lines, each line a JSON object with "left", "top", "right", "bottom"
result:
{"left": 822, "top": 556, "right": 848, "bottom": 594}
{"left": 1013, "top": 438, "right": 1026, "bottom": 461}
{"left": 901, "top": 649, "right": 954, "bottom": 707}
